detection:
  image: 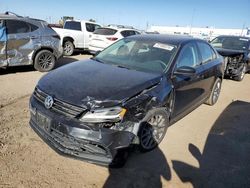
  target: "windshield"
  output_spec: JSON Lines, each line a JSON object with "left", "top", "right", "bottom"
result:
{"left": 94, "top": 38, "right": 177, "bottom": 73}
{"left": 211, "top": 36, "right": 249, "bottom": 51}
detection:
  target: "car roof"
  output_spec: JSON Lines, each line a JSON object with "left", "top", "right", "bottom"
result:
{"left": 214, "top": 35, "right": 250, "bottom": 40}
{"left": 127, "top": 34, "right": 199, "bottom": 46}
{"left": 97, "top": 26, "right": 138, "bottom": 31}
{"left": 0, "top": 13, "right": 46, "bottom": 23}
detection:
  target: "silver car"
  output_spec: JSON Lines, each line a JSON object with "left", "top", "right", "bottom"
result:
{"left": 0, "top": 12, "right": 63, "bottom": 72}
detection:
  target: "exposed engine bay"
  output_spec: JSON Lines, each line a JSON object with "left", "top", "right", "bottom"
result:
{"left": 224, "top": 53, "right": 245, "bottom": 77}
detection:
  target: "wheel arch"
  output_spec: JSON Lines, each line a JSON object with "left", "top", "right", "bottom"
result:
{"left": 63, "top": 37, "right": 74, "bottom": 45}
{"left": 32, "top": 47, "right": 54, "bottom": 64}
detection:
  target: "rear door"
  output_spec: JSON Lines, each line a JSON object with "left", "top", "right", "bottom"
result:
{"left": 196, "top": 41, "right": 220, "bottom": 95}
{"left": 84, "top": 22, "right": 101, "bottom": 48}
{"left": 64, "top": 21, "right": 85, "bottom": 48}
{"left": 6, "top": 19, "right": 36, "bottom": 66}
{"left": 0, "top": 19, "right": 7, "bottom": 67}
{"left": 172, "top": 42, "right": 206, "bottom": 117}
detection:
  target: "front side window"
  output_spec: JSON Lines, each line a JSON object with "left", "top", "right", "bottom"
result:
{"left": 177, "top": 42, "right": 199, "bottom": 68}
{"left": 64, "top": 21, "right": 81, "bottom": 31}
{"left": 94, "top": 38, "right": 177, "bottom": 73}
{"left": 6, "top": 20, "right": 30, "bottom": 34}
{"left": 0, "top": 20, "right": 4, "bottom": 28}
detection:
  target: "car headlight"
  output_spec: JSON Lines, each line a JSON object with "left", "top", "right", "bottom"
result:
{"left": 79, "top": 107, "right": 127, "bottom": 123}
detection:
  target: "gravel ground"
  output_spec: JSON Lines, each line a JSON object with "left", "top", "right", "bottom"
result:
{"left": 0, "top": 54, "right": 250, "bottom": 188}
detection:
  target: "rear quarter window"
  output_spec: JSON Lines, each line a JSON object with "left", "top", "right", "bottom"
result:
{"left": 120, "top": 30, "right": 137, "bottom": 37}
{"left": 93, "top": 28, "right": 117, "bottom": 35}
{"left": 85, "top": 23, "right": 101, "bottom": 32}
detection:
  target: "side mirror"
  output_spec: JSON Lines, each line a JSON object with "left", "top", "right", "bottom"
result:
{"left": 95, "top": 50, "right": 101, "bottom": 56}
{"left": 174, "top": 66, "right": 196, "bottom": 76}
{"left": 92, "top": 50, "right": 101, "bottom": 57}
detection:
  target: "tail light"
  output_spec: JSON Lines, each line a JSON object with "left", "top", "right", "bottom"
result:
{"left": 106, "top": 37, "right": 118, "bottom": 41}
{"left": 52, "top": 34, "right": 61, "bottom": 40}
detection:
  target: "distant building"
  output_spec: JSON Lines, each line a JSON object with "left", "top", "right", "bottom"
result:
{"left": 147, "top": 26, "right": 250, "bottom": 40}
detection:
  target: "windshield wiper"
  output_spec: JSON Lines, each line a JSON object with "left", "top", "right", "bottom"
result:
{"left": 115, "top": 65, "right": 132, "bottom": 70}
{"left": 91, "top": 57, "right": 105, "bottom": 64}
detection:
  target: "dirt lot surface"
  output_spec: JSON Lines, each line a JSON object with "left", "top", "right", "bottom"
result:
{"left": 0, "top": 54, "right": 250, "bottom": 188}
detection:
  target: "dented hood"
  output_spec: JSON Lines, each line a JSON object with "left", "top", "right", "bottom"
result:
{"left": 38, "top": 59, "right": 162, "bottom": 108}
{"left": 215, "top": 48, "right": 245, "bottom": 57}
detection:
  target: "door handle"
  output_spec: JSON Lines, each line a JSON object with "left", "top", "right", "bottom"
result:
{"left": 30, "top": 36, "right": 38, "bottom": 39}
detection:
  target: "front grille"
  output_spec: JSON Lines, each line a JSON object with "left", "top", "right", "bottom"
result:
{"left": 50, "top": 127, "right": 110, "bottom": 157}
{"left": 33, "top": 87, "right": 86, "bottom": 117}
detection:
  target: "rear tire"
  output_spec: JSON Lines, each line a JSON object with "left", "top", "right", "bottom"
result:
{"left": 63, "top": 41, "right": 74, "bottom": 56}
{"left": 138, "top": 108, "right": 169, "bottom": 152}
{"left": 234, "top": 63, "right": 247, "bottom": 81}
{"left": 205, "top": 78, "right": 222, "bottom": 106}
{"left": 34, "top": 50, "right": 56, "bottom": 72}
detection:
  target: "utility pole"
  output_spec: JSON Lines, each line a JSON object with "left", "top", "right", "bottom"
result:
{"left": 189, "top": 9, "right": 196, "bottom": 35}
{"left": 241, "top": 22, "right": 245, "bottom": 36}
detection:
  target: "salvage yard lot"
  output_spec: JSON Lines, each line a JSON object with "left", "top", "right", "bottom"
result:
{"left": 1, "top": 54, "right": 250, "bottom": 188}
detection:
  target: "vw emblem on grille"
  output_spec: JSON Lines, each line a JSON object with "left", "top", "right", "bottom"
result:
{"left": 44, "top": 96, "right": 54, "bottom": 109}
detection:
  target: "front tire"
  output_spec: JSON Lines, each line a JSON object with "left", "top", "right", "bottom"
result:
{"left": 34, "top": 50, "right": 56, "bottom": 72}
{"left": 138, "top": 108, "right": 169, "bottom": 152}
{"left": 63, "top": 41, "right": 74, "bottom": 56}
{"left": 205, "top": 78, "right": 222, "bottom": 106}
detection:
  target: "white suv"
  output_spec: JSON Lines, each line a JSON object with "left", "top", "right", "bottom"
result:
{"left": 89, "top": 25, "right": 140, "bottom": 53}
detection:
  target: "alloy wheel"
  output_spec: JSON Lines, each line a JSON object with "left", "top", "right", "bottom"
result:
{"left": 212, "top": 81, "right": 221, "bottom": 104}
{"left": 140, "top": 114, "right": 167, "bottom": 150}
{"left": 64, "top": 42, "right": 73, "bottom": 55}
{"left": 38, "top": 52, "right": 53, "bottom": 70}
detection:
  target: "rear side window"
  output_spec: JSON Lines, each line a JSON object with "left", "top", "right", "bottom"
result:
{"left": 93, "top": 28, "right": 117, "bottom": 35}
{"left": 120, "top": 30, "right": 137, "bottom": 37}
{"left": 85, "top": 23, "right": 101, "bottom": 32}
{"left": 64, "top": 21, "right": 81, "bottom": 31}
{"left": 6, "top": 20, "right": 37, "bottom": 34}
{"left": 197, "top": 42, "right": 216, "bottom": 63}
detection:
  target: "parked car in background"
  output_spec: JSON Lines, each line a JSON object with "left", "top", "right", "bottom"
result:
{"left": 29, "top": 34, "right": 224, "bottom": 166}
{"left": 88, "top": 25, "right": 140, "bottom": 54}
{"left": 210, "top": 35, "right": 250, "bottom": 81}
{"left": 52, "top": 20, "right": 101, "bottom": 56}
{"left": 0, "top": 12, "right": 63, "bottom": 72}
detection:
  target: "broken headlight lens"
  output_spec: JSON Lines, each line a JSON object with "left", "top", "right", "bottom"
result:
{"left": 79, "top": 107, "right": 127, "bottom": 123}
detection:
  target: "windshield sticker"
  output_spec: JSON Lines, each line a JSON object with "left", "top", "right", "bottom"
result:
{"left": 153, "top": 43, "right": 175, "bottom": 51}
{"left": 239, "top": 38, "right": 249, "bottom": 42}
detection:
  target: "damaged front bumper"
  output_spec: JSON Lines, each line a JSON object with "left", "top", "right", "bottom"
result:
{"left": 225, "top": 62, "right": 245, "bottom": 77}
{"left": 29, "top": 97, "right": 136, "bottom": 166}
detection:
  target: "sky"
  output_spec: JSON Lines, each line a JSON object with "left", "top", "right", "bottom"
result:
{"left": 0, "top": 0, "right": 249, "bottom": 30}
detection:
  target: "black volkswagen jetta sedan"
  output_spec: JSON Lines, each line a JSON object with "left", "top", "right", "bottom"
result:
{"left": 29, "top": 35, "right": 224, "bottom": 166}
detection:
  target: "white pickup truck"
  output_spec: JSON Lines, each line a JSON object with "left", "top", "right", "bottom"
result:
{"left": 53, "top": 20, "right": 101, "bottom": 56}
